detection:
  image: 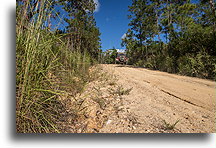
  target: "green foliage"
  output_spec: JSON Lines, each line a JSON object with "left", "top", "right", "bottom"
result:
{"left": 122, "top": 0, "right": 215, "bottom": 80}
{"left": 178, "top": 52, "right": 215, "bottom": 79}
{"left": 60, "top": 0, "right": 101, "bottom": 59}
{"left": 101, "top": 48, "right": 118, "bottom": 64}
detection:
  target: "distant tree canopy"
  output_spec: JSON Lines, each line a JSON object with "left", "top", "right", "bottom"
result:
{"left": 59, "top": 0, "right": 101, "bottom": 59}
{"left": 122, "top": 0, "right": 215, "bottom": 80}
{"left": 100, "top": 48, "right": 118, "bottom": 64}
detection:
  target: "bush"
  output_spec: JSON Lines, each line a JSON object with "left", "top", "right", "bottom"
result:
{"left": 178, "top": 52, "right": 215, "bottom": 79}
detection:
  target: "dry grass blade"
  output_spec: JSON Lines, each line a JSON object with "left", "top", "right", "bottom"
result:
{"left": 16, "top": 0, "right": 93, "bottom": 133}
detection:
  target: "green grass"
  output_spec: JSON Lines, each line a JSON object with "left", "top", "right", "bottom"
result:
{"left": 162, "top": 119, "right": 180, "bottom": 130}
{"left": 16, "top": 0, "right": 93, "bottom": 133}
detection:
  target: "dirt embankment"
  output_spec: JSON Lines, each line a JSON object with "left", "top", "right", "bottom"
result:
{"left": 60, "top": 65, "right": 137, "bottom": 133}
{"left": 99, "top": 64, "right": 215, "bottom": 133}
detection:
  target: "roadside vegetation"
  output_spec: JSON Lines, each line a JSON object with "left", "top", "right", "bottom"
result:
{"left": 16, "top": 0, "right": 101, "bottom": 133}
{"left": 162, "top": 119, "right": 180, "bottom": 131}
{"left": 99, "top": 48, "right": 118, "bottom": 64}
{"left": 122, "top": 0, "right": 215, "bottom": 80}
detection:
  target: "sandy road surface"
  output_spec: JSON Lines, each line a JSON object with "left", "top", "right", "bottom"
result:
{"left": 100, "top": 64, "right": 215, "bottom": 133}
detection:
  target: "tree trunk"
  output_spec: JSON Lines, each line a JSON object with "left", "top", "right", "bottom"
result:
{"left": 209, "top": 0, "right": 216, "bottom": 52}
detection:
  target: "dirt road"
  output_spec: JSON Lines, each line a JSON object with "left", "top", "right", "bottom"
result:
{"left": 100, "top": 64, "right": 215, "bottom": 133}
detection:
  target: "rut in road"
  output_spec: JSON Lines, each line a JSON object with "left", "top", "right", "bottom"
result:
{"left": 99, "top": 64, "right": 215, "bottom": 133}
{"left": 159, "top": 88, "right": 203, "bottom": 108}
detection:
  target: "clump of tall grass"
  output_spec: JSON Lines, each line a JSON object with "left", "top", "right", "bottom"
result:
{"left": 16, "top": 0, "right": 92, "bottom": 133}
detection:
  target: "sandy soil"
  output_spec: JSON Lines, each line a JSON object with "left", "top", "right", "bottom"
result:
{"left": 99, "top": 64, "right": 215, "bottom": 133}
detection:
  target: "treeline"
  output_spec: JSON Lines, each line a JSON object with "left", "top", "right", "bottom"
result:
{"left": 16, "top": 0, "right": 101, "bottom": 133}
{"left": 122, "top": 0, "right": 215, "bottom": 80}
{"left": 99, "top": 48, "right": 118, "bottom": 64}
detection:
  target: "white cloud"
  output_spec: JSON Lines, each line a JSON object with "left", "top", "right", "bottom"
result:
{"left": 121, "top": 33, "right": 127, "bottom": 39}
{"left": 93, "top": 0, "right": 100, "bottom": 12}
{"left": 116, "top": 49, "right": 126, "bottom": 53}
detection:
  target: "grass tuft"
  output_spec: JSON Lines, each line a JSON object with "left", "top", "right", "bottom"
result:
{"left": 162, "top": 119, "right": 180, "bottom": 130}
{"left": 16, "top": 0, "right": 93, "bottom": 133}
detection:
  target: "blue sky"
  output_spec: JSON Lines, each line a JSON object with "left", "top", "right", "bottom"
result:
{"left": 93, "top": 0, "right": 132, "bottom": 51}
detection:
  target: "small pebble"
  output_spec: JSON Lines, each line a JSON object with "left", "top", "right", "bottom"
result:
{"left": 132, "top": 126, "right": 136, "bottom": 130}
{"left": 106, "top": 120, "right": 112, "bottom": 125}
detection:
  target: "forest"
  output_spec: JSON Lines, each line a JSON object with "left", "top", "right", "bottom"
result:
{"left": 122, "top": 0, "right": 215, "bottom": 80}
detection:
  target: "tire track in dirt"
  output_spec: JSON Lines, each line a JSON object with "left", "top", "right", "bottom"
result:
{"left": 159, "top": 89, "right": 204, "bottom": 109}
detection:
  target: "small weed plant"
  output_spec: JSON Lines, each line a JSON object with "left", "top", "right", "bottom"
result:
{"left": 162, "top": 119, "right": 180, "bottom": 130}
